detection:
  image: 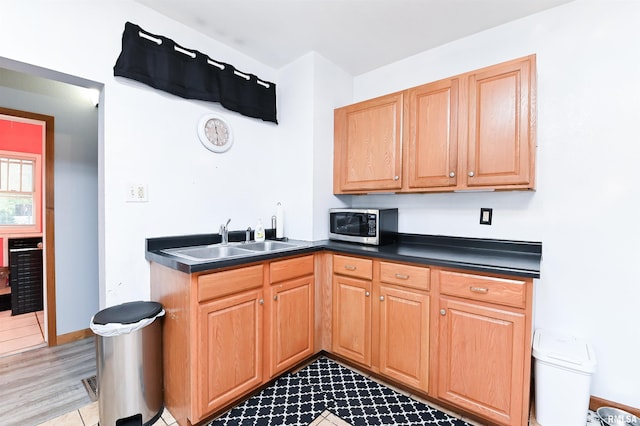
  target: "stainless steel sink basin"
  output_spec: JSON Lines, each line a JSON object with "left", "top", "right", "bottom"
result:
{"left": 163, "top": 245, "right": 253, "bottom": 261}
{"left": 239, "top": 241, "right": 297, "bottom": 251}
{"left": 162, "top": 240, "right": 308, "bottom": 262}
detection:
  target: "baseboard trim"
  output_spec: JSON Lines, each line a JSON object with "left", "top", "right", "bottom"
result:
{"left": 590, "top": 395, "right": 640, "bottom": 418}
{"left": 56, "top": 328, "right": 94, "bottom": 345}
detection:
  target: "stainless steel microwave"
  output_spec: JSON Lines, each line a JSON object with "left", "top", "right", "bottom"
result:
{"left": 329, "top": 208, "right": 398, "bottom": 245}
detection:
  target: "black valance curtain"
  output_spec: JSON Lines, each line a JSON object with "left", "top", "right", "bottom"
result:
{"left": 114, "top": 22, "right": 278, "bottom": 123}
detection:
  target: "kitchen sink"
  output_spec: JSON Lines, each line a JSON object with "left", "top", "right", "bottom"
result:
{"left": 163, "top": 245, "right": 254, "bottom": 261}
{"left": 162, "top": 240, "right": 308, "bottom": 262}
{"left": 239, "top": 241, "right": 297, "bottom": 251}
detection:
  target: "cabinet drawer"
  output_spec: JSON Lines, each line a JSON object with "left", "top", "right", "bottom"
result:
{"left": 379, "top": 261, "right": 430, "bottom": 291}
{"left": 439, "top": 270, "right": 526, "bottom": 308}
{"left": 270, "top": 255, "right": 314, "bottom": 283}
{"left": 198, "top": 265, "right": 264, "bottom": 302}
{"left": 333, "top": 254, "right": 372, "bottom": 280}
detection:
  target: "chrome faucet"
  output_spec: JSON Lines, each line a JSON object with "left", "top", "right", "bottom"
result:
{"left": 245, "top": 227, "right": 252, "bottom": 242}
{"left": 219, "top": 218, "right": 231, "bottom": 244}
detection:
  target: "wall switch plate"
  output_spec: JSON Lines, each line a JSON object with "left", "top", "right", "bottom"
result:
{"left": 480, "top": 208, "right": 492, "bottom": 225}
{"left": 126, "top": 183, "right": 148, "bottom": 202}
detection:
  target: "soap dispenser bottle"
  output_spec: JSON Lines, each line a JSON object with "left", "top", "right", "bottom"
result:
{"left": 255, "top": 219, "right": 265, "bottom": 242}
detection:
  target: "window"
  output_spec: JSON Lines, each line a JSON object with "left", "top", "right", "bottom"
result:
{"left": 0, "top": 151, "right": 41, "bottom": 233}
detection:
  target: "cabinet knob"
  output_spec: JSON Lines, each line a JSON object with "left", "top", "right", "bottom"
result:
{"left": 259, "top": 299, "right": 264, "bottom": 305}
{"left": 449, "top": 171, "right": 455, "bottom": 178}
{"left": 273, "top": 295, "right": 279, "bottom": 301}
{"left": 365, "top": 291, "right": 370, "bottom": 297}
{"left": 379, "top": 296, "right": 385, "bottom": 301}
{"left": 468, "top": 171, "right": 475, "bottom": 177}
{"left": 440, "top": 309, "right": 446, "bottom": 316}
{"left": 394, "top": 176, "right": 399, "bottom": 180}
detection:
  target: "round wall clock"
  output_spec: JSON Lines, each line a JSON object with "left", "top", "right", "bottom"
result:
{"left": 197, "top": 114, "right": 233, "bottom": 153}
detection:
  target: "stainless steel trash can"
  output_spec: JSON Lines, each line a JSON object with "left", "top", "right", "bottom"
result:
{"left": 91, "top": 301, "right": 165, "bottom": 426}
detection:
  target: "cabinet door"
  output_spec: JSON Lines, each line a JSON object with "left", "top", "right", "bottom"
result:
{"left": 268, "top": 275, "right": 314, "bottom": 376}
{"left": 332, "top": 274, "right": 372, "bottom": 366}
{"left": 197, "top": 289, "right": 263, "bottom": 418}
{"left": 407, "top": 78, "right": 459, "bottom": 189}
{"left": 334, "top": 92, "right": 404, "bottom": 193}
{"left": 378, "top": 285, "right": 429, "bottom": 393}
{"left": 438, "top": 297, "right": 525, "bottom": 426}
{"left": 465, "top": 55, "right": 535, "bottom": 188}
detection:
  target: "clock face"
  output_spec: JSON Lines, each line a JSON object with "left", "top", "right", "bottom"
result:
{"left": 204, "top": 118, "right": 229, "bottom": 146}
{"left": 198, "top": 114, "right": 233, "bottom": 152}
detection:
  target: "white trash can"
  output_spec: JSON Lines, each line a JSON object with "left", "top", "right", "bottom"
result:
{"left": 532, "top": 329, "right": 596, "bottom": 426}
{"left": 91, "top": 301, "right": 165, "bottom": 426}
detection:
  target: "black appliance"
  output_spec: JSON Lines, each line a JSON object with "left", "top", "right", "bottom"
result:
{"left": 9, "top": 237, "right": 43, "bottom": 316}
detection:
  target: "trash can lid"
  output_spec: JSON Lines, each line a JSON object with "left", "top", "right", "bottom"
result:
{"left": 93, "top": 301, "right": 163, "bottom": 325}
{"left": 532, "top": 329, "right": 596, "bottom": 373}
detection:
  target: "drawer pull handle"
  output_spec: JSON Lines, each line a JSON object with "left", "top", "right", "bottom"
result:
{"left": 394, "top": 273, "right": 409, "bottom": 280}
{"left": 470, "top": 286, "right": 489, "bottom": 293}
{"left": 344, "top": 265, "right": 357, "bottom": 271}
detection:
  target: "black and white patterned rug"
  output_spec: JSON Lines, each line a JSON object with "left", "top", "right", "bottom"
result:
{"left": 210, "top": 357, "right": 471, "bottom": 426}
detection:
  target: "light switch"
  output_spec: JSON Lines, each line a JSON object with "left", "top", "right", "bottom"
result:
{"left": 480, "top": 208, "right": 492, "bottom": 225}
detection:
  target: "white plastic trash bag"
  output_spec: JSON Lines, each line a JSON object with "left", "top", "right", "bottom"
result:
{"left": 90, "top": 300, "right": 165, "bottom": 337}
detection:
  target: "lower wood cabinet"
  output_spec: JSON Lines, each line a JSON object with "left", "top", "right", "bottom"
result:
{"left": 197, "top": 288, "right": 264, "bottom": 418}
{"left": 267, "top": 255, "right": 315, "bottom": 377}
{"left": 378, "top": 284, "right": 429, "bottom": 393}
{"left": 332, "top": 255, "right": 430, "bottom": 394}
{"left": 436, "top": 269, "right": 532, "bottom": 426}
{"left": 151, "top": 250, "right": 534, "bottom": 426}
{"left": 151, "top": 254, "right": 315, "bottom": 426}
{"left": 332, "top": 273, "right": 372, "bottom": 366}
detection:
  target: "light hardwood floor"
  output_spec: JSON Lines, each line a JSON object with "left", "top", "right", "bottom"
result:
{"left": 0, "top": 337, "right": 95, "bottom": 426}
{"left": 0, "top": 309, "right": 46, "bottom": 357}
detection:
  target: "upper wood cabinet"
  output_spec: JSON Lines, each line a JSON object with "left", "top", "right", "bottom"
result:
{"left": 406, "top": 77, "right": 459, "bottom": 190}
{"left": 333, "top": 92, "right": 405, "bottom": 193}
{"left": 465, "top": 56, "right": 536, "bottom": 189}
{"left": 333, "top": 55, "right": 536, "bottom": 194}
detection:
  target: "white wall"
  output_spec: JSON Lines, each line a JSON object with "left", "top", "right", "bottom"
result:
{"left": 349, "top": 0, "right": 640, "bottom": 408}
{"left": 0, "top": 69, "right": 99, "bottom": 335}
{"left": 0, "top": 1, "right": 319, "bottom": 308}
{"left": 311, "top": 53, "right": 352, "bottom": 239}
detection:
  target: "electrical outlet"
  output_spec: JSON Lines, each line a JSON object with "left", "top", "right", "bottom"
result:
{"left": 480, "top": 208, "right": 492, "bottom": 225}
{"left": 126, "top": 183, "right": 148, "bottom": 202}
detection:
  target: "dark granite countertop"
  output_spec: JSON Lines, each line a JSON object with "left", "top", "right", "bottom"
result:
{"left": 146, "top": 232, "right": 541, "bottom": 278}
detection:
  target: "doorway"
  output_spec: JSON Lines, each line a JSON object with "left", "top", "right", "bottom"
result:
{"left": 0, "top": 64, "right": 100, "bottom": 358}
{"left": 0, "top": 108, "right": 55, "bottom": 356}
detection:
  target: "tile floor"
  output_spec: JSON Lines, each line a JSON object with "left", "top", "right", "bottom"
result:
{"left": 0, "top": 309, "right": 46, "bottom": 357}
{"left": 36, "top": 402, "right": 178, "bottom": 426}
